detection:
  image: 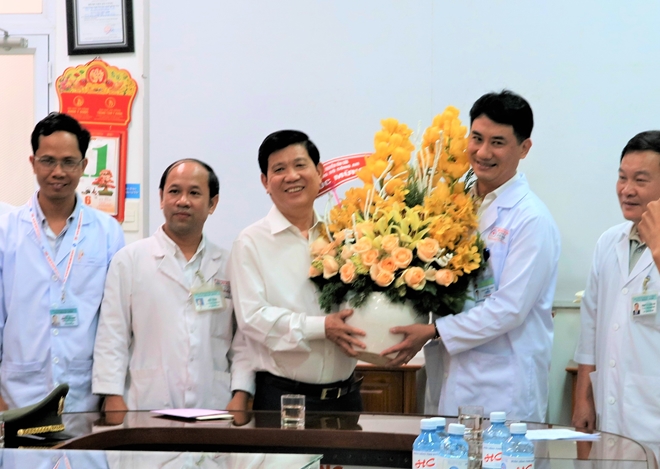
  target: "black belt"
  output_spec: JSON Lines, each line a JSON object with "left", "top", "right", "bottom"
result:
{"left": 257, "top": 371, "right": 363, "bottom": 401}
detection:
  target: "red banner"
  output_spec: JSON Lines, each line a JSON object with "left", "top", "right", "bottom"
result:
{"left": 318, "top": 153, "right": 369, "bottom": 197}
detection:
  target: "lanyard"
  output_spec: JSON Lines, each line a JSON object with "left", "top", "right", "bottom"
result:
{"left": 29, "top": 203, "right": 84, "bottom": 303}
{"left": 52, "top": 455, "right": 72, "bottom": 469}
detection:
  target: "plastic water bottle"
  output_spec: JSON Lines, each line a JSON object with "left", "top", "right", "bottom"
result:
{"left": 481, "top": 411, "right": 509, "bottom": 469}
{"left": 502, "top": 423, "right": 534, "bottom": 469}
{"left": 430, "top": 416, "right": 447, "bottom": 438}
{"left": 438, "top": 423, "right": 469, "bottom": 469}
{"left": 413, "top": 418, "right": 441, "bottom": 469}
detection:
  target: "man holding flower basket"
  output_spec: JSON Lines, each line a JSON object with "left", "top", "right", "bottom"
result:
{"left": 228, "top": 130, "right": 367, "bottom": 412}
{"left": 381, "top": 91, "right": 560, "bottom": 422}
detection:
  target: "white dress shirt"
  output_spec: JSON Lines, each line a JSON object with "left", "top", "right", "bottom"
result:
{"left": 228, "top": 206, "right": 357, "bottom": 384}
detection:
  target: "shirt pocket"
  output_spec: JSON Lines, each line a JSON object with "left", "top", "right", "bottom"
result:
{"left": 0, "top": 360, "right": 48, "bottom": 407}
{"left": 621, "top": 372, "right": 660, "bottom": 441}
{"left": 66, "top": 358, "right": 94, "bottom": 410}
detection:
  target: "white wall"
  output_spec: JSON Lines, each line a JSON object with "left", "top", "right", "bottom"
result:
{"left": 148, "top": 0, "right": 660, "bottom": 307}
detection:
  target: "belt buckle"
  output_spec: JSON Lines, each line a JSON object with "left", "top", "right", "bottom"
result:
{"left": 320, "top": 386, "right": 340, "bottom": 400}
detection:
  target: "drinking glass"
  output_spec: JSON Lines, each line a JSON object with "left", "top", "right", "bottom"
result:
{"left": 281, "top": 394, "right": 305, "bottom": 429}
{"left": 459, "top": 405, "right": 484, "bottom": 469}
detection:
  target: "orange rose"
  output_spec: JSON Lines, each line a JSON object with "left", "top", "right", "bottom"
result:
{"left": 355, "top": 221, "right": 374, "bottom": 239}
{"left": 340, "top": 260, "right": 357, "bottom": 284}
{"left": 341, "top": 245, "right": 354, "bottom": 260}
{"left": 361, "top": 249, "right": 380, "bottom": 267}
{"left": 417, "top": 238, "right": 440, "bottom": 262}
{"left": 392, "top": 247, "right": 413, "bottom": 269}
{"left": 310, "top": 237, "right": 330, "bottom": 257}
{"left": 354, "top": 236, "right": 373, "bottom": 254}
{"left": 378, "top": 257, "right": 397, "bottom": 273}
{"left": 309, "top": 264, "right": 322, "bottom": 277}
{"left": 333, "top": 230, "right": 348, "bottom": 244}
{"left": 381, "top": 234, "right": 400, "bottom": 253}
{"left": 370, "top": 264, "right": 394, "bottom": 287}
{"left": 435, "top": 269, "right": 456, "bottom": 287}
{"left": 322, "top": 255, "right": 339, "bottom": 279}
{"left": 403, "top": 267, "right": 426, "bottom": 290}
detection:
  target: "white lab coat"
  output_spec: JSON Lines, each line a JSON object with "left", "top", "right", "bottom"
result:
{"left": 575, "top": 221, "right": 660, "bottom": 457}
{"left": 426, "top": 173, "right": 560, "bottom": 421}
{"left": 0, "top": 195, "right": 125, "bottom": 412}
{"left": 92, "top": 227, "right": 253, "bottom": 410}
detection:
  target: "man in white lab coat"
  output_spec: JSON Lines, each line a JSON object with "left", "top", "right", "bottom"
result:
{"left": 92, "top": 159, "right": 252, "bottom": 412}
{"left": 573, "top": 130, "right": 660, "bottom": 458}
{"left": 0, "top": 203, "right": 14, "bottom": 216}
{"left": 383, "top": 91, "right": 560, "bottom": 421}
{"left": 0, "top": 112, "right": 125, "bottom": 412}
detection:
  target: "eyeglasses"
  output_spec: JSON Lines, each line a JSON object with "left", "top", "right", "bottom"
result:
{"left": 35, "top": 157, "right": 84, "bottom": 172}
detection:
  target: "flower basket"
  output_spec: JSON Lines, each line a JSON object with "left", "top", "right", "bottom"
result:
{"left": 310, "top": 107, "right": 486, "bottom": 356}
{"left": 343, "top": 292, "right": 424, "bottom": 365}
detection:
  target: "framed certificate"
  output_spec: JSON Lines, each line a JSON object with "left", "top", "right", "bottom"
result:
{"left": 65, "top": 0, "right": 135, "bottom": 55}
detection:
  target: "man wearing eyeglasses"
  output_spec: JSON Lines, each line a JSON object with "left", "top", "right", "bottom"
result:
{"left": 0, "top": 112, "right": 125, "bottom": 412}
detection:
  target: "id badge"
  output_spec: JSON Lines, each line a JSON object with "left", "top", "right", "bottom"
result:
{"left": 475, "top": 277, "right": 495, "bottom": 303}
{"left": 631, "top": 292, "right": 658, "bottom": 318}
{"left": 50, "top": 307, "right": 79, "bottom": 327}
{"left": 192, "top": 287, "right": 225, "bottom": 312}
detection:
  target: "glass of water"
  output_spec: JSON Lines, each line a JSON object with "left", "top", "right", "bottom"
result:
{"left": 281, "top": 394, "right": 305, "bottom": 429}
{"left": 459, "top": 405, "right": 484, "bottom": 469}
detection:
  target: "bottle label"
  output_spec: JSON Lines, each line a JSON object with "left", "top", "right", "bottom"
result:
{"left": 482, "top": 442, "right": 503, "bottom": 469}
{"left": 438, "top": 457, "right": 468, "bottom": 469}
{"left": 502, "top": 455, "right": 535, "bottom": 469}
{"left": 413, "top": 450, "right": 438, "bottom": 468}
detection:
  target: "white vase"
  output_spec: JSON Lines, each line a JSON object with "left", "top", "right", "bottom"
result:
{"left": 343, "top": 292, "right": 423, "bottom": 366}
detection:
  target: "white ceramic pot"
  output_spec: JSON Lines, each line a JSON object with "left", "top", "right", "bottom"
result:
{"left": 343, "top": 292, "right": 423, "bottom": 366}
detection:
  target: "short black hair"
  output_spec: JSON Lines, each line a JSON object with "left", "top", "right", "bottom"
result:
{"left": 469, "top": 90, "right": 534, "bottom": 143}
{"left": 258, "top": 130, "right": 320, "bottom": 175}
{"left": 159, "top": 159, "right": 220, "bottom": 200}
{"left": 31, "top": 112, "right": 91, "bottom": 157}
{"left": 620, "top": 131, "right": 660, "bottom": 162}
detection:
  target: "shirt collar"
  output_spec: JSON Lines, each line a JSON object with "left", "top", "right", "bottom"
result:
{"left": 267, "top": 205, "right": 320, "bottom": 236}
{"left": 31, "top": 191, "right": 77, "bottom": 227}
{"left": 471, "top": 172, "right": 519, "bottom": 200}
{"left": 629, "top": 224, "right": 645, "bottom": 245}
{"left": 157, "top": 225, "right": 206, "bottom": 261}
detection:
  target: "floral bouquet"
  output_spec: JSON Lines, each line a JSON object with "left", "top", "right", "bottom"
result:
{"left": 310, "top": 106, "right": 485, "bottom": 318}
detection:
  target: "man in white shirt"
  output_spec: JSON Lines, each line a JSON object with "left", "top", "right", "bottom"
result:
{"left": 228, "top": 130, "right": 367, "bottom": 412}
{"left": 0, "top": 112, "right": 125, "bottom": 412}
{"left": 92, "top": 159, "right": 251, "bottom": 412}
{"left": 574, "top": 130, "right": 660, "bottom": 458}
{"left": 382, "top": 91, "right": 560, "bottom": 421}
